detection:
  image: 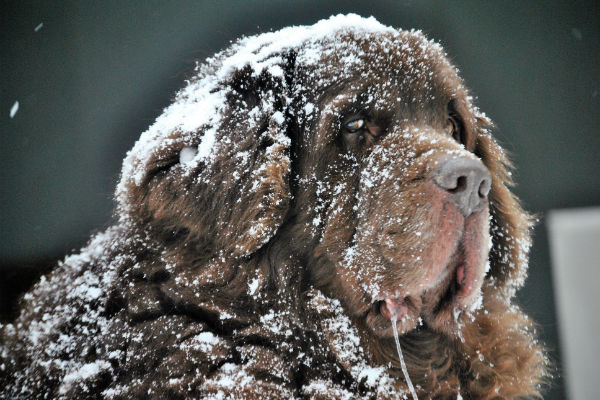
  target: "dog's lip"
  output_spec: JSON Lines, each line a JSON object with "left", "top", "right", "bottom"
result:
{"left": 375, "top": 244, "right": 474, "bottom": 325}
{"left": 379, "top": 297, "right": 410, "bottom": 321}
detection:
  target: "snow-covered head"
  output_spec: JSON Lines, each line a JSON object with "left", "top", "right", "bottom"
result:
{"left": 115, "top": 14, "right": 532, "bottom": 337}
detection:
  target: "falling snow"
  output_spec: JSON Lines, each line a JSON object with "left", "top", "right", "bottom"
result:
{"left": 9, "top": 101, "right": 19, "bottom": 118}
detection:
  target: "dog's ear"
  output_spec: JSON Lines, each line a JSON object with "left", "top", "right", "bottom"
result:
{"left": 473, "top": 116, "right": 533, "bottom": 297}
{"left": 116, "top": 54, "right": 295, "bottom": 265}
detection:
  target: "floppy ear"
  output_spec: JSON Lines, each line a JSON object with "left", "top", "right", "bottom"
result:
{"left": 473, "top": 116, "right": 533, "bottom": 297}
{"left": 116, "top": 56, "right": 295, "bottom": 267}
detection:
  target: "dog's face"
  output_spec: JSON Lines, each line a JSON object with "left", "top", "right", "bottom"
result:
{"left": 118, "top": 19, "right": 528, "bottom": 345}
{"left": 291, "top": 32, "right": 491, "bottom": 337}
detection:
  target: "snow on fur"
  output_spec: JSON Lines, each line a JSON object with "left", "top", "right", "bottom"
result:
{"left": 0, "top": 14, "right": 543, "bottom": 399}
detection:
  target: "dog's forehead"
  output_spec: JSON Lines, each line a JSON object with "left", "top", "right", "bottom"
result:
{"left": 299, "top": 31, "right": 461, "bottom": 105}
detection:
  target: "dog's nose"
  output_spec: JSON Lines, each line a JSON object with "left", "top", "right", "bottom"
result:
{"left": 433, "top": 158, "right": 491, "bottom": 217}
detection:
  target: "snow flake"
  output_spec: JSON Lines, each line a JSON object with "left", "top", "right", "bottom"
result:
{"left": 9, "top": 101, "right": 19, "bottom": 118}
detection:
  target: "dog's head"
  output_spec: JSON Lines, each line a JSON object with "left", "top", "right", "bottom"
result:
{"left": 117, "top": 15, "right": 531, "bottom": 339}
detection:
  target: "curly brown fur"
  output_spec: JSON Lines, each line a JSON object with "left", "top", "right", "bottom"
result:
{"left": 1, "top": 15, "right": 548, "bottom": 399}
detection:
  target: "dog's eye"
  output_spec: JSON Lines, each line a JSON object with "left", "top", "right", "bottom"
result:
{"left": 446, "top": 117, "right": 456, "bottom": 136}
{"left": 446, "top": 116, "right": 464, "bottom": 145}
{"left": 345, "top": 118, "right": 365, "bottom": 133}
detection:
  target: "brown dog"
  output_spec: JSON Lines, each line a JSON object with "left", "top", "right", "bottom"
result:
{"left": 0, "top": 15, "right": 547, "bottom": 399}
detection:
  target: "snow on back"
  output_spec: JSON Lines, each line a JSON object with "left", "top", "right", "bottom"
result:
{"left": 0, "top": 225, "right": 136, "bottom": 397}
{"left": 115, "top": 14, "right": 395, "bottom": 210}
{"left": 59, "top": 360, "right": 112, "bottom": 395}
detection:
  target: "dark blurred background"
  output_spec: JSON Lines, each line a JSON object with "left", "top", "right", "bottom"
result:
{"left": 2, "top": 1, "right": 599, "bottom": 398}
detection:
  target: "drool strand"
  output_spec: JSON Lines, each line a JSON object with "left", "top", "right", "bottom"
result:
{"left": 391, "top": 317, "right": 419, "bottom": 400}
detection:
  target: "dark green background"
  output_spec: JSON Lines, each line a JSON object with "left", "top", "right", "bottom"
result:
{"left": 2, "top": 1, "right": 599, "bottom": 398}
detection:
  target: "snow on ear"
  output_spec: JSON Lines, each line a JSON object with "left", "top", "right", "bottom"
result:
{"left": 115, "top": 54, "right": 294, "bottom": 262}
{"left": 179, "top": 146, "right": 198, "bottom": 165}
{"left": 474, "top": 118, "right": 533, "bottom": 298}
{"left": 229, "top": 112, "right": 291, "bottom": 257}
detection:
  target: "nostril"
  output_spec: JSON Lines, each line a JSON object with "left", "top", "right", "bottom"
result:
{"left": 448, "top": 176, "right": 467, "bottom": 193}
{"left": 478, "top": 177, "right": 491, "bottom": 198}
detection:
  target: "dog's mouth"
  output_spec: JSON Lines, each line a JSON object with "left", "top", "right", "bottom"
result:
{"left": 380, "top": 245, "right": 470, "bottom": 316}
{"left": 383, "top": 253, "right": 460, "bottom": 312}
{"left": 366, "top": 234, "right": 485, "bottom": 336}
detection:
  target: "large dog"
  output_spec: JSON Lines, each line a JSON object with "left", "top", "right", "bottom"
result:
{"left": 0, "top": 15, "right": 548, "bottom": 399}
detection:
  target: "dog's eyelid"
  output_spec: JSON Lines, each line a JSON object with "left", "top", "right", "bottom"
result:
{"left": 447, "top": 101, "right": 466, "bottom": 123}
{"left": 342, "top": 108, "right": 367, "bottom": 119}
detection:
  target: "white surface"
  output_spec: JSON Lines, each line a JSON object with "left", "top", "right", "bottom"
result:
{"left": 548, "top": 207, "right": 600, "bottom": 400}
